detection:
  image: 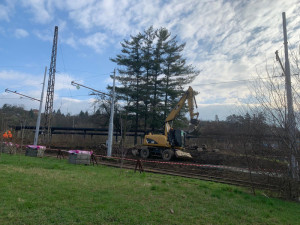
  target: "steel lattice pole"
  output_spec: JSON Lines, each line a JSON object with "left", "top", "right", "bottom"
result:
{"left": 44, "top": 26, "right": 58, "bottom": 145}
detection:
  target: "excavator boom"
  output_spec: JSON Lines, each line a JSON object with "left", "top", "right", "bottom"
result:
{"left": 165, "top": 86, "right": 199, "bottom": 123}
{"left": 164, "top": 86, "right": 199, "bottom": 134}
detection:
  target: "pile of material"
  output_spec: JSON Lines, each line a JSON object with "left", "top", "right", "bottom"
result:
{"left": 68, "top": 150, "right": 93, "bottom": 165}
{"left": 25, "top": 145, "right": 46, "bottom": 157}
{"left": 1, "top": 142, "right": 19, "bottom": 154}
{"left": 175, "top": 149, "right": 192, "bottom": 159}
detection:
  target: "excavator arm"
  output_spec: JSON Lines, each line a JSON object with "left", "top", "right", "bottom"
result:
{"left": 164, "top": 86, "right": 199, "bottom": 135}
{"left": 141, "top": 86, "right": 198, "bottom": 160}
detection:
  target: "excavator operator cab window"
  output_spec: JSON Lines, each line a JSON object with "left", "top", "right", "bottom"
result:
{"left": 170, "top": 129, "right": 185, "bottom": 147}
{"left": 181, "top": 130, "right": 186, "bottom": 147}
{"left": 146, "top": 138, "right": 158, "bottom": 144}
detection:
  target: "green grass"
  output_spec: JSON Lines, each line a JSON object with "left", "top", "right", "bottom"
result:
{"left": 0, "top": 154, "right": 299, "bottom": 225}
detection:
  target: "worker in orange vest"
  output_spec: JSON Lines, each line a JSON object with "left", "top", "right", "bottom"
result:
{"left": 3, "top": 132, "right": 8, "bottom": 139}
{"left": 7, "top": 130, "right": 12, "bottom": 139}
{"left": 2, "top": 131, "right": 12, "bottom": 139}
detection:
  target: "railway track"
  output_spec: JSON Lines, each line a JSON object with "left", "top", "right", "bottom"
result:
{"left": 43, "top": 149, "right": 283, "bottom": 192}
{"left": 4, "top": 146, "right": 293, "bottom": 194}
{"left": 96, "top": 158, "right": 281, "bottom": 192}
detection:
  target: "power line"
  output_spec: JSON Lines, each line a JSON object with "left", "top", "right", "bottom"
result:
{"left": 58, "top": 39, "right": 66, "bottom": 72}
{"left": 0, "top": 98, "right": 30, "bottom": 100}
{"left": 55, "top": 70, "right": 110, "bottom": 79}
{"left": 0, "top": 65, "right": 110, "bottom": 78}
{"left": 0, "top": 65, "right": 44, "bottom": 68}
{"left": 60, "top": 94, "right": 94, "bottom": 97}
{"left": 194, "top": 75, "right": 285, "bottom": 86}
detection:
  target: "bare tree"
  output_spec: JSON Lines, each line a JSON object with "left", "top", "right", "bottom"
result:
{"left": 246, "top": 47, "right": 300, "bottom": 198}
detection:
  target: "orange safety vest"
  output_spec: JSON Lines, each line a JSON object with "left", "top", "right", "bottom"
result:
{"left": 3, "top": 132, "right": 8, "bottom": 139}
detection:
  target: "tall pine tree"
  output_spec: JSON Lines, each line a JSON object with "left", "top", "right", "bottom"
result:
{"left": 111, "top": 33, "right": 144, "bottom": 144}
{"left": 110, "top": 26, "right": 199, "bottom": 143}
{"left": 141, "top": 27, "right": 155, "bottom": 133}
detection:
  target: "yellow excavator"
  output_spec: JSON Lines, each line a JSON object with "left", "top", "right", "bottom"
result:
{"left": 138, "top": 86, "right": 199, "bottom": 161}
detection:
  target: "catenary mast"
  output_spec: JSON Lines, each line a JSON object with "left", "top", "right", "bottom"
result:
{"left": 44, "top": 26, "right": 58, "bottom": 145}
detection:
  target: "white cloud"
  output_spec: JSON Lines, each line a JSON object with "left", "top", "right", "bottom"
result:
{"left": 57, "top": 19, "right": 67, "bottom": 31}
{"left": 198, "top": 103, "right": 242, "bottom": 121}
{"left": 0, "top": 70, "right": 28, "bottom": 81}
{"left": 62, "top": 36, "right": 77, "bottom": 48}
{"left": 21, "top": 0, "right": 53, "bottom": 24}
{"left": 79, "top": 32, "right": 108, "bottom": 53}
{"left": 0, "top": 0, "right": 14, "bottom": 22}
{"left": 54, "top": 97, "right": 95, "bottom": 115}
{"left": 52, "top": 0, "right": 96, "bottom": 11}
{"left": 55, "top": 72, "right": 78, "bottom": 91}
{"left": 68, "top": 0, "right": 158, "bottom": 34}
{"left": 33, "top": 30, "right": 53, "bottom": 42}
{"left": 0, "top": 70, "right": 78, "bottom": 92}
{"left": 14, "top": 28, "right": 29, "bottom": 38}
{"left": 0, "top": 4, "right": 10, "bottom": 21}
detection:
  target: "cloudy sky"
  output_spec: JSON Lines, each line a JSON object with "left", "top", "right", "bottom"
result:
{"left": 0, "top": 0, "right": 299, "bottom": 120}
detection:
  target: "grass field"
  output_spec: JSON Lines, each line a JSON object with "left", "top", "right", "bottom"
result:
{"left": 0, "top": 154, "right": 299, "bottom": 225}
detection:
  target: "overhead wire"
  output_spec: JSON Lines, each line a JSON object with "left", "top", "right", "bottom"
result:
{"left": 58, "top": 39, "right": 67, "bottom": 72}
{"left": 0, "top": 98, "right": 28, "bottom": 100}
{"left": 59, "top": 94, "right": 95, "bottom": 98}
{"left": 194, "top": 74, "right": 285, "bottom": 86}
{"left": 0, "top": 65, "right": 44, "bottom": 68}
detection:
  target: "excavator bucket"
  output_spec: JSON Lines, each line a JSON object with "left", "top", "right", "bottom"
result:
{"left": 175, "top": 150, "right": 192, "bottom": 159}
{"left": 190, "top": 118, "right": 199, "bottom": 125}
{"left": 187, "top": 119, "right": 200, "bottom": 134}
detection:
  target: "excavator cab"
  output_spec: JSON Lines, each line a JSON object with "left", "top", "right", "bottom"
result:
{"left": 168, "top": 129, "right": 186, "bottom": 148}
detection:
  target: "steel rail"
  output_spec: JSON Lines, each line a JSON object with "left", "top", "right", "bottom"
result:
{"left": 96, "top": 158, "right": 281, "bottom": 192}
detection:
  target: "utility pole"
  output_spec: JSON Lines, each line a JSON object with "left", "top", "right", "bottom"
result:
{"left": 34, "top": 67, "right": 47, "bottom": 146}
{"left": 44, "top": 26, "right": 58, "bottom": 145}
{"left": 71, "top": 71, "right": 116, "bottom": 157}
{"left": 107, "top": 69, "right": 116, "bottom": 157}
{"left": 282, "top": 12, "right": 299, "bottom": 180}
